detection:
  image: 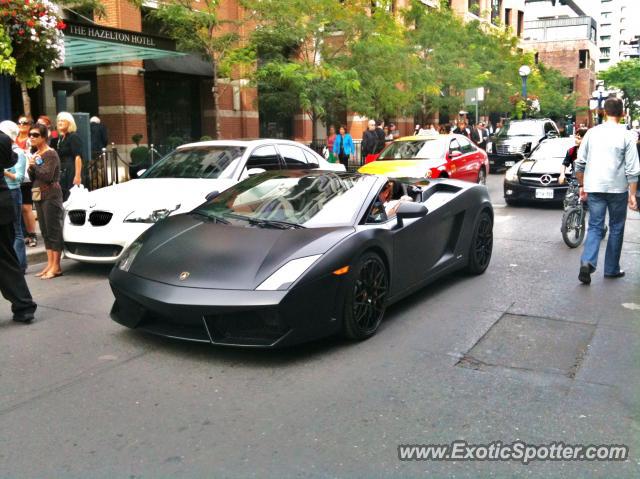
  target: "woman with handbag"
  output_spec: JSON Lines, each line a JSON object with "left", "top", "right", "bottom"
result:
{"left": 28, "top": 124, "right": 64, "bottom": 279}
{"left": 55, "top": 112, "right": 84, "bottom": 202}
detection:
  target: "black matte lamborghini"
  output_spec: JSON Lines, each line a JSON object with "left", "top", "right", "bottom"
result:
{"left": 109, "top": 170, "right": 493, "bottom": 347}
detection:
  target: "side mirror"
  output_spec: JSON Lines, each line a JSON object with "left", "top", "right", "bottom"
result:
{"left": 247, "top": 167, "right": 266, "bottom": 177}
{"left": 545, "top": 131, "right": 558, "bottom": 139}
{"left": 205, "top": 190, "right": 220, "bottom": 201}
{"left": 136, "top": 169, "right": 147, "bottom": 178}
{"left": 449, "top": 150, "right": 462, "bottom": 158}
{"left": 396, "top": 202, "right": 428, "bottom": 228}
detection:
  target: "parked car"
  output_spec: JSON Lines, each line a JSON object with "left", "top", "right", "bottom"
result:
{"left": 487, "top": 119, "right": 559, "bottom": 172}
{"left": 503, "top": 137, "right": 576, "bottom": 205}
{"left": 358, "top": 134, "right": 489, "bottom": 184}
{"left": 110, "top": 170, "right": 493, "bottom": 348}
{"left": 63, "top": 139, "right": 345, "bottom": 263}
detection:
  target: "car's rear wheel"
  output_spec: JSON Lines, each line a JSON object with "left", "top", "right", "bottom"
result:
{"left": 466, "top": 210, "right": 493, "bottom": 275}
{"left": 477, "top": 168, "right": 487, "bottom": 185}
{"left": 342, "top": 252, "right": 388, "bottom": 340}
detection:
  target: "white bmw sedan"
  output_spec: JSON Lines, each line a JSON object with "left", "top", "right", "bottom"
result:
{"left": 63, "top": 139, "right": 345, "bottom": 263}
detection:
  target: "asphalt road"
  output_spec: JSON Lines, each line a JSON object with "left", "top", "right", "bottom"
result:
{"left": 1, "top": 174, "right": 639, "bottom": 478}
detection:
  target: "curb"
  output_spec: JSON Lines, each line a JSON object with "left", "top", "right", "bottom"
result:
{"left": 26, "top": 248, "right": 48, "bottom": 265}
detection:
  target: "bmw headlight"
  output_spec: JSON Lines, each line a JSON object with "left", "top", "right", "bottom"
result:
{"left": 505, "top": 164, "right": 519, "bottom": 182}
{"left": 117, "top": 241, "right": 143, "bottom": 272}
{"left": 124, "top": 204, "right": 180, "bottom": 223}
{"left": 256, "top": 255, "right": 322, "bottom": 291}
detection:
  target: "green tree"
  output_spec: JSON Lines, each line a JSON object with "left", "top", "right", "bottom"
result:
{"left": 239, "top": 0, "right": 369, "bottom": 142}
{"left": 0, "top": 25, "right": 16, "bottom": 76}
{"left": 599, "top": 59, "right": 640, "bottom": 119}
{"left": 137, "top": 0, "right": 243, "bottom": 139}
{"left": 527, "top": 63, "right": 576, "bottom": 120}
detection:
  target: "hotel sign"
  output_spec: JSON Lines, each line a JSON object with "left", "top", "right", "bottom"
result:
{"left": 65, "top": 21, "right": 177, "bottom": 52}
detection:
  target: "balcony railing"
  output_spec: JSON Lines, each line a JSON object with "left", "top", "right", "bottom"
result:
{"left": 523, "top": 16, "right": 597, "bottom": 43}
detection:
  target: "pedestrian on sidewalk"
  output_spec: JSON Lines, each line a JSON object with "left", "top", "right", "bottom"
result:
{"left": 55, "top": 112, "right": 84, "bottom": 202}
{"left": 15, "top": 115, "right": 37, "bottom": 247}
{"left": 0, "top": 129, "right": 37, "bottom": 323}
{"left": 28, "top": 124, "right": 65, "bottom": 280}
{"left": 362, "top": 120, "right": 382, "bottom": 164}
{"left": 37, "top": 115, "right": 58, "bottom": 147}
{"left": 575, "top": 97, "right": 640, "bottom": 284}
{"left": 333, "top": 125, "right": 354, "bottom": 170}
{"left": 0, "top": 121, "right": 28, "bottom": 272}
{"left": 326, "top": 125, "right": 337, "bottom": 163}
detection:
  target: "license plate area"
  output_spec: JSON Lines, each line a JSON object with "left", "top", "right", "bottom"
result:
{"left": 504, "top": 161, "right": 515, "bottom": 167}
{"left": 535, "top": 188, "right": 554, "bottom": 199}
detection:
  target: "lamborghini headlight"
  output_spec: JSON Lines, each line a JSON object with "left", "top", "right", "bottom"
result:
{"left": 256, "top": 255, "right": 322, "bottom": 291}
{"left": 505, "top": 164, "right": 519, "bottom": 182}
{"left": 124, "top": 204, "right": 180, "bottom": 223}
{"left": 117, "top": 241, "right": 143, "bottom": 272}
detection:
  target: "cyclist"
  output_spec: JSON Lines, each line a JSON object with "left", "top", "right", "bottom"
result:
{"left": 559, "top": 127, "right": 588, "bottom": 185}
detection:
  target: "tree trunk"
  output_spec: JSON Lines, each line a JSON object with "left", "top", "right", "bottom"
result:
{"left": 311, "top": 108, "right": 318, "bottom": 145}
{"left": 20, "top": 82, "right": 32, "bottom": 120}
{"left": 211, "top": 61, "right": 221, "bottom": 140}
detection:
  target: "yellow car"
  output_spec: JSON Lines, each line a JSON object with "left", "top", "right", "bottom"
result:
{"left": 358, "top": 134, "right": 489, "bottom": 184}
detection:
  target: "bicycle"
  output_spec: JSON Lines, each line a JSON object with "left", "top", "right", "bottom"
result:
{"left": 560, "top": 178, "right": 606, "bottom": 248}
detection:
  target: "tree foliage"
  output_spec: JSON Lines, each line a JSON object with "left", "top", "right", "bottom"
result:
{"left": 135, "top": 0, "right": 243, "bottom": 139}
{"left": 599, "top": 59, "right": 640, "bottom": 119}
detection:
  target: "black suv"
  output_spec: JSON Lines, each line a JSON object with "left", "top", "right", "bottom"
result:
{"left": 487, "top": 119, "right": 559, "bottom": 172}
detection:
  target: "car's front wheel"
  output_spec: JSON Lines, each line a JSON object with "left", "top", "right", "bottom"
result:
{"left": 342, "top": 252, "right": 389, "bottom": 340}
{"left": 466, "top": 210, "right": 493, "bottom": 275}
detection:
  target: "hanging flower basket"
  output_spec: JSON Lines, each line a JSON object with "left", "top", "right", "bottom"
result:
{"left": 0, "top": 0, "right": 65, "bottom": 86}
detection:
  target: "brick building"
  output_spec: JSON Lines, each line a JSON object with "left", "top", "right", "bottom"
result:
{"left": 522, "top": 0, "right": 599, "bottom": 126}
{"left": 0, "top": 0, "right": 525, "bottom": 155}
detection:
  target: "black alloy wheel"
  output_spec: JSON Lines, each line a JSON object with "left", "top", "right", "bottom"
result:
{"left": 466, "top": 210, "right": 493, "bottom": 274}
{"left": 342, "top": 252, "right": 388, "bottom": 340}
{"left": 561, "top": 207, "right": 586, "bottom": 248}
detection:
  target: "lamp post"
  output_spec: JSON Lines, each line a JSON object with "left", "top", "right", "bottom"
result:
{"left": 519, "top": 65, "right": 531, "bottom": 119}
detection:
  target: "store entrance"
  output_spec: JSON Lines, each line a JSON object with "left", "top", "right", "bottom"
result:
{"left": 145, "top": 72, "right": 202, "bottom": 150}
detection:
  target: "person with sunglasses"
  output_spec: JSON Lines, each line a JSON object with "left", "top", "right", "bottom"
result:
{"left": 27, "top": 124, "right": 64, "bottom": 279}
{"left": 16, "top": 115, "right": 38, "bottom": 247}
{"left": 0, "top": 126, "right": 37, "bottom": 322}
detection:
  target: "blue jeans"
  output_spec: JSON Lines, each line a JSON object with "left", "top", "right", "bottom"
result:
{"left": 581, "top": 192, "right": 628, "bottom": 276}
{"left": 9, "top": 188, "right": 27, "bottom": 272}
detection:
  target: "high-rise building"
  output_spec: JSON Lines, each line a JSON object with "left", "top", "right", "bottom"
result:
{"left": 595, "top": 0, "right": 640, "bottom": 70}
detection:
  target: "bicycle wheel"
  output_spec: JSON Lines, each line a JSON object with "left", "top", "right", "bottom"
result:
{"left": 561, "top": 207, "right": 586, "bottom": 248}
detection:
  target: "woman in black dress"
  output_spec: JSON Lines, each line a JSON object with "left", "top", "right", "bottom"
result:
{"left": 55, "top": 112, "right": 83, "bottom": 201}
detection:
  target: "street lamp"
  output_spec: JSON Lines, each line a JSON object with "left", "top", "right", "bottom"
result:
{"left": 519, "top": 65, "right": 531, "bottom": 118}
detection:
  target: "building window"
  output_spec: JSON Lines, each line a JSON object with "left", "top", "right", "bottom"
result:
{"left": 517, "top": 11, "right": 524, "bottom": 37}
{"left": 579, "top": 49, "right": 589, "bottom": 69}
{"left": 491, "top": 0, "right": 502, "bottom": 25}
{"left": 600, "top": 47, "right": 611, "bottom": 58}
{"left": 600, "top": 35, "right": 611, "bottom": 41}
{"left": 468, "top": 0, "right": 480, "bottom": 15}
{"left": 505, "top": 8, "right": 512, "bottom": 26}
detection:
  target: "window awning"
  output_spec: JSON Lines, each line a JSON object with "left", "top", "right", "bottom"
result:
{"left": 63, "top": 21, "right": 184, "bottom": 68}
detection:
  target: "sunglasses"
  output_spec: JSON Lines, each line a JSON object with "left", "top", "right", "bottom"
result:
{"left": 28, "top": 132, "right": 42, "bottom": 138}
{"left": 18, "top": 120, "right": 31, "bottom": 126}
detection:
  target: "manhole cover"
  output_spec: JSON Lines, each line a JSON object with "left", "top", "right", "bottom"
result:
{"left": 458, "top": 314, "right": 595, "bottom": 378}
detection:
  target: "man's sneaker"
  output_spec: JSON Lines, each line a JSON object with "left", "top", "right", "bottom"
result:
{"left": 604, "top": 270, "right": 625, "bottom": 278}
{"left": 579, "top": 263, "right": 595, "bottom": 284}
{"left": 13, "top": 311, "right": 35, "bottom": 323}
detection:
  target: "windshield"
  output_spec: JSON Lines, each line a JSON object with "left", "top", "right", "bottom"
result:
{"left": 377, "top": 139, "right": 445, "bottom": 160}
{"left": 141, "top": 146, "right": 246, "bottom": 179}
{"left": 194, "top": 171, "right": 376, "bottom": 227}
{"left": 530, "top": 140, "right": 575, "bottom": 160}
{"left": 498, "top": 121, "right": 543, "bottom": 138}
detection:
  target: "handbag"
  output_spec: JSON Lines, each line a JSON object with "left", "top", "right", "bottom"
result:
{"left": 32, "top": 186, "right": 42, "bottom": 202}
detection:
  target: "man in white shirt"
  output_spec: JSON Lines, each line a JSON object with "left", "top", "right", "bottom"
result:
{"left": 575, "top": 97, "right": 640, "bottom": 284}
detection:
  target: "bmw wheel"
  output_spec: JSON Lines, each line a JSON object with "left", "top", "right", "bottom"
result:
{"left": 342, "top": 252, "right": 388, "bottom": 340}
